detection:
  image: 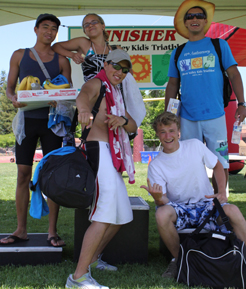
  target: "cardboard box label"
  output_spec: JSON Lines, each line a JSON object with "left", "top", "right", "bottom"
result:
{"left": 17, "top": 89, "right": 78, "bottom": 111}
{"left": 18, "top": 89, "right": 78, "bottom": 101}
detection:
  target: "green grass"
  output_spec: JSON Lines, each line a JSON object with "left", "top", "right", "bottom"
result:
{"left": 0, "top": 162, "right": 246, "bottom": 289}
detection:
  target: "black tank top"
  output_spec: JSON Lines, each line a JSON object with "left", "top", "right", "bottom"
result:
{"left": 81, "top": 53, "right": 108, "bottom": 83}
{"left": 19, "top": 48, "right": 60, "bottom": 118}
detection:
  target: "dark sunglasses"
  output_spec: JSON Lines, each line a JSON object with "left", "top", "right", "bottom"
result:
{"left": 110, "top": 62, "right": 130, "bottom": 74}
{"left": 83, "top": 20, "right": 100, "bottom": 29}
{"left": 184, "top": 13, "right": 206, "bottom": 20}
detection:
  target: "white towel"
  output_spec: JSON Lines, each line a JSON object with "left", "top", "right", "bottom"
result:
{"left": 122, "top": 73, "right": 146, "bottom": 128}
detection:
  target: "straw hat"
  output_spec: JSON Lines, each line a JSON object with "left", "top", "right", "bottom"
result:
{"left": 174, "top": 0, "right": 215, "bottom": 39}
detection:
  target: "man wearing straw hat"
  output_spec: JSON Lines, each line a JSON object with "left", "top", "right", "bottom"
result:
{"left": 165, "top": 0, "right": 246, "bottom": 193}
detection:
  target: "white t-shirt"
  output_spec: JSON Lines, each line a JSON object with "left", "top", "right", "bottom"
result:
{"left": 148, "top": 139, "right": 218, "bottom": 204}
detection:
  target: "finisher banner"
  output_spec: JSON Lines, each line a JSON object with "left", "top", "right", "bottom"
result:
{"left": 68, "top": 26, "right": 187, "bottom": 90}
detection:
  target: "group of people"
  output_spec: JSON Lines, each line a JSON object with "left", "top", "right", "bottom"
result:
{"left": 1, "top": 0, "right": 246, "bottom": 288}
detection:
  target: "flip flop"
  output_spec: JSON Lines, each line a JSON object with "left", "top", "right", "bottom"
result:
{"left": 47, "top": 235, "right": 66, "bottom": 247}
{"left": 0, "top": 235, "right": 29, "bottom": 245}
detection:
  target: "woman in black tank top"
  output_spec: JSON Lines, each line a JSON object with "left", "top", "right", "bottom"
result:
{"left": 52, "top": 13, "right": 120, "bottom": 82}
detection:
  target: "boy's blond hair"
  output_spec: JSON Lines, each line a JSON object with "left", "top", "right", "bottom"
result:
{"left": 152, "top": 112, "right": 180, "bottom": 132}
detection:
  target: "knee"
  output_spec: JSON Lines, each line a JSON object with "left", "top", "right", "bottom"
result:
{"left": 17, "top": 168, "right": 32, "bottom": 185}
{"left": 155, "top": 205, "right": 176, "bottom": 227}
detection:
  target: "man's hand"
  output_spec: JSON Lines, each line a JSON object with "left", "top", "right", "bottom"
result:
{"left": 140, "top": 178, "right": 169, "bottom": 205}
{"left": 235, "top": 105, "right": 246, "bottom": 124}
{"left": 11, "top": 95, "right": 27, "bottom": 108}
{"left": 48, "top": 101, "right": 57, "bottom": 107}
{"left": 205, "top": 191, "right": 228, "bottom": 204}
{"left": 78, "top": 110, "right": 93, "bottom": 130}
{"left": 105, "top": 114, "right": 126, "bottom": 130}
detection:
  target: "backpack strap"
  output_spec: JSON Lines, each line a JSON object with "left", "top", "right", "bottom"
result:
{"left": 174, "top": 43, "right": 186, "bottom": 79}
{"left": 174, "top": 43, "right": 186, "bottom": 100}
{"left": 213, "top": 197, "right": 233, "bottom": 232}
{"left": 210, "top": 38, "right": 225, "bottom": 74}
{"left": 81, "top": 83, "right": 106, "bottom": 141}
{"left": 210, "top": 38, "right": 232, "bottom": 107}
{"left": 70, "top": 109, "right": 78, "bottom": 134}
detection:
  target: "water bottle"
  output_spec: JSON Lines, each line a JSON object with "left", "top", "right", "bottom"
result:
{"left": 31, "top": 82, "right": 42, "bottom": 90}
{"left": 231, "top": 117, "right": 242, "bottom": 144}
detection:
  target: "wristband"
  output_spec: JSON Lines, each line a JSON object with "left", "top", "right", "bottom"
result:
{"left": 238, "top": 102, "right": 246, "bottom": 107}
{"left": 121, "top": 116, "right": 128, "bottom": 126}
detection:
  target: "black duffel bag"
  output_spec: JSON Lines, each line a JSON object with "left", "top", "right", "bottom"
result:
{"left": 31, "top": 83, "right": 106, "bottom": 209}
{"left": 38, "top": 146, "right": 96, "bottom": 209}
{"left": 177, "top": 198, "right": 246, "bottom": 289}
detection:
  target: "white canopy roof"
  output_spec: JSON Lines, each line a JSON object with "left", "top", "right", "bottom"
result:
{"left": 0, "top": 0, "right": 245, "bottom": 28}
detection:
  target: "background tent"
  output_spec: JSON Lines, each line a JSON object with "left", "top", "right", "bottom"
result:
{"left": 0, "top": 0, "right": 245, "bottom": 28}
{"left": 206, "top": 22, "right": 246, "bottom": 66}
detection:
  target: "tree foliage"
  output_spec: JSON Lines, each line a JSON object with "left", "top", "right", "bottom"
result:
{"left": 140, "top": 90, "right": 165, "bottom": 148}
{"left": 0, "top": 71, "right": 17, "bottom": 135}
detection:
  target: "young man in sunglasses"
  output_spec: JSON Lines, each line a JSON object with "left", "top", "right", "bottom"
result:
{"left": 66, "top": 49, "right": 137, "bottom": 289}
{"left": 165, "top": 0, "right": 246, "bottom": 193}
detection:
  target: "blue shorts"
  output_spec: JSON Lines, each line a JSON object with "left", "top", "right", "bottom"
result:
{"left": 180, "top": 115, "right": 229, "bottom": 169}
{"left": 166, "top": 200, "right": 229, "bottom": 232}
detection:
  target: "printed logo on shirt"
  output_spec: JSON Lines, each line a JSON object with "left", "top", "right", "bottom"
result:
{"left": 203, "top": 54, "right": 215, "bottom": 69}
{"left": 180, "top": 59, "right": 191, "bottom": 71}
{"left": 179, "top": 53, "right": 216, "bottom": 76}
{"left": 191, "top": 57, "right": 203, "bottom": 69}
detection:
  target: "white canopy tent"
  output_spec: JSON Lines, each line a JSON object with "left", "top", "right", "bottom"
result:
{"left": 0, "top": 0, "right": 245, "bottom": 28}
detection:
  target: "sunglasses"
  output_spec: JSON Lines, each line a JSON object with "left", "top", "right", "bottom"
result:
{"left": 184, "top": 13, "right": 206, "bottom": 20}
{"left": 110, "top": 62, "right": 130, "bottom": 74}
{"left": 83, "top": 20, "right": 100, "bottom": 29}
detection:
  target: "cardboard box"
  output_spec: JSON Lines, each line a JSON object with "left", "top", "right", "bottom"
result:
{"left": 167, "top": 98, "right": 181, "bottom": 116}
{"left": 239, "top": 140, "right": 246, "bottom": 156}
{"left": 17, "top": 89, "right": 78, "bottom": 111}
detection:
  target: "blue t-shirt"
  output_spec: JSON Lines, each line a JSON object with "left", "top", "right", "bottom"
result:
{"left": 168, "top": 37, "right": 237, "bottom": 121}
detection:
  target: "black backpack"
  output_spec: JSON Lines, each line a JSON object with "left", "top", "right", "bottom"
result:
{"left": 174, "top": 38, "right": 232, "bottom": 107}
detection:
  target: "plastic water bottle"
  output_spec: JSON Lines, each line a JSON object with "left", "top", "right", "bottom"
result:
{"left": 31, "top": 82, "right": 42, "bottom": 90}
{"left": 231, "top": 117, "right": 242, "bottom": 144}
